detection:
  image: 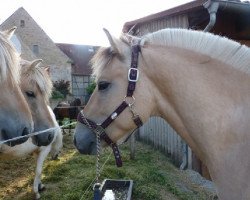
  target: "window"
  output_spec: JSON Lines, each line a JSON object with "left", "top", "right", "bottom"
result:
{"left": 33, "top": 45, "right": 39, "bottom": 54}
{"left": 20, "top": 20, "right": 25, "bottom": 27}
{"left": 72, "top": 75, "right": 91, "bottom": 103}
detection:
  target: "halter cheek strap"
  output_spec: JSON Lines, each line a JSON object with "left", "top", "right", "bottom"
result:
{"left": 77, "top": 42, "right": 143, "bottom": 167}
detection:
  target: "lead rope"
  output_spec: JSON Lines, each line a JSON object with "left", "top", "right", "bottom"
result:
{"left": 79, "top": 149, "right": 113, "bottom": 200}
{"left": 80, "top": 111, "right": 102, "bottom": 199}
{"left": 78, "top": 111, "right": 102, "bottom": 199}
{"left": 93, "top": 130, "right": 102, "bottom": 200}
{"left": 96, "top": 130, "right": 101, "bottom": 183}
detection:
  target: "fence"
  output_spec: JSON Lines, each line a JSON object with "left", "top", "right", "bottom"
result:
{"left": 136, "top": 117, "right": 210, "bottom": 179}
{"left": 138, "top": 117, "right": 185, "bottom": 166}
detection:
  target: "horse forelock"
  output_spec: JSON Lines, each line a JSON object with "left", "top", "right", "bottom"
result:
{"left": 21, "top": 64, "right": 52, "bottom": 101}
{"left": 35, "top": 67, "right": 52, "bottom": 100}
{"left": 0, "top": 32, "right": 20, "bottom": 83}
{"left": 141, "top": 28, "right": 250, "bottom": 74}
{"left": 91, "top": 35, "right": 136, "bottom": 80}
{"left": 91, "top": 47, "right": 113, "bottom": 80}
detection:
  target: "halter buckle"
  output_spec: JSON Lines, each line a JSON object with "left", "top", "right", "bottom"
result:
{"left": 124, "top": 95, "right": 135, "bottom": 106}
{"left": 128, "top": 68, "right": 139, "bottom": 82}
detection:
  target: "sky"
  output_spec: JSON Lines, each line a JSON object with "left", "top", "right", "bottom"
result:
{"left": 0, "top": 0, "right": 192, "bottom": 46}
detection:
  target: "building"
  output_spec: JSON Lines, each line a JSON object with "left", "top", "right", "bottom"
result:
{"left": 123, "top": 0, "right": 250, "bottom": 46}
{"left": 57, "top": 43, "right": 99, "bottom": 103}
{"left": 0, "top": 7, "right": 71, "bottom": 83}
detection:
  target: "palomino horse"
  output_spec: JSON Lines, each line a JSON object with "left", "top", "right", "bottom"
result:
{"left": 20, "top": 59, "right": 55, "bottom": 146}
{"left": 0, "top": 27, "right": 33, "bottom": 145}
{"left": 74, "top": 28, "right": 250, "bottom": 200}
{"left": 0, "top": 59, "right": 63, "bottom": 199}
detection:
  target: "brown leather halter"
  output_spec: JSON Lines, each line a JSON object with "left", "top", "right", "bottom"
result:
{"left": 77, "top": 42, "right": 143, "bottom": 167}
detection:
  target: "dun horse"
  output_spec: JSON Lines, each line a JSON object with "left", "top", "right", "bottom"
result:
{"left": 20, "top": 59, "right": 56, "bottom": 146}
{"left": 53, "top": 98, "right": 82, "bottom": 123}
{"left": 53, "top": 98, "right": 82, "bottom": 132}
{"left": 0, "top": 27, "right": 33, "bottom": 145}
{"left": 74, "top": 28, "right": 250, "bottom": 200}
{"left": 0, "top": 59, "right": 63, "bottom": 199}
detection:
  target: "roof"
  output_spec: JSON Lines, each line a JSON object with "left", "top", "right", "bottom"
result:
{"left": 123, "top": 0, "right": 250, "bottom": 33}
{"left": 57, "top": 43, "right": 99, "bottom": 76}
{"left": 123, "top": 0, "right": 207, "bottom": 32}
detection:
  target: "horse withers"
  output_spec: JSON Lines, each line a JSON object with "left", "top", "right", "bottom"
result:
{"left": 0, "top": 59, "right": 63, "bottom": 199}
{"left": 74, "top": 28, "right": 250, "bottom": 199}
{"left": 0, "top": 27, "right": 33, "bottom": 145}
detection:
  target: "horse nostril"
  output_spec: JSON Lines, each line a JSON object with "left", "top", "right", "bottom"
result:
{"left": 48, "top": 133, "right": 53, "bottom": 143}
{"left": 22, "top": 127, "right": 29, "bottom": 136}
{"left": 1, "top": 129, "right": 8, "bottom": 140}
{"left": 73, "top": 137, "right": 76, "bottom": 146}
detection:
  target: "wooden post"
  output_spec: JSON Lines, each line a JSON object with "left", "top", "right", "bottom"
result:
{"left": 130, "top": 133, "right": 136, "bottom": 160}
{"left": 187, "top": 146, "right": 192, "bottom": 169}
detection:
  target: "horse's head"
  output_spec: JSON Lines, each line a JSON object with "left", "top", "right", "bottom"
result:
{"left": 20, "top": 59, "right": 55, "bottom": 146}
{"left": 74, "top": 29, "right": 155, "bottom": 155}
{"left": 0, "top": 27, "right": 33, "bottom": 146}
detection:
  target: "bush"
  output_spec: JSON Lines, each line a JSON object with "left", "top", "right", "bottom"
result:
{"left": 86, "top": 81, "right": 96, "bottom": 95}
{"left": 51, "top": 90, "right": 64, "bottom": 99}
{"left": 53, "top": 80, "right": 71, "bottom": 98}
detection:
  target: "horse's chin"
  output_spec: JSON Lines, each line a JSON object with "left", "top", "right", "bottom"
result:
{"left": 4, "top": 137, "right": 29, "bottom": 147}
{"left": 76, "top": 141, "right": 97, "bottom": 155}
{"left": 89, "top": 142, "right": 97, "bottom": 155}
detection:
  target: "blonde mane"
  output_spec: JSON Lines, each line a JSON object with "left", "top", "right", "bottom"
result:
{"left": 141, "top": 28, "right": 250, "bottom": 74}
{"left": 21, "top": 61, "right": 52, "bottom": 101}
{"left": 92, "top": 28, "right": 250, "bottom": 78}
{"left": 0, "top": 31, "right": 20, "bottom": 83}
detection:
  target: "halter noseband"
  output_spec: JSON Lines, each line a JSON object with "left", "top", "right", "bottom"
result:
{"left": 77, "top": 42, "right": 143, "bottom": 167}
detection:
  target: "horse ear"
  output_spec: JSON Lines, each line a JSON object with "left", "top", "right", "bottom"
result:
{"left": 103, "top": 28, "right": 120, "bottom": 54}
{"left": 3, "top": 26, "right": 17, "bottom": 39}
{"left": 30, "top": 59, "right": 43, "bottom": 68}
{"left": 44, "top": 66, "right": 50, "bottom": 74}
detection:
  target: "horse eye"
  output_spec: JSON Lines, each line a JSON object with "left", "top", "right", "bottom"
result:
{"left": 98, "top": 81, "right": 110, "bottom": 91}
{"left": 25, "top": 91, "right": 36, "bottom": 98}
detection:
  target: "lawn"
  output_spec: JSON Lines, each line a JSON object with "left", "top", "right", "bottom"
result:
{"left": 0, "top": 130, "right": 216, "bottom": 200}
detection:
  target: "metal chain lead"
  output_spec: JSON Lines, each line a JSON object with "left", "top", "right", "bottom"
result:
{"left": 80, "top": 111, "right": 92, "bottom": 129}
{"left": 80, "top": 111, "right": 101, "bottom": 185}
{"left": 96, "top": 130, "right": 101, "bottom": 184}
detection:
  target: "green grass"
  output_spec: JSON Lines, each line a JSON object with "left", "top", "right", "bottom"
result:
{"left": 0, "top": 131, "right": 216, "bottom": 200}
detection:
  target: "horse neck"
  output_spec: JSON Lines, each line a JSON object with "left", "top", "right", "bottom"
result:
{"left": 141, "top": 44, "right": 250, "bottom": 161}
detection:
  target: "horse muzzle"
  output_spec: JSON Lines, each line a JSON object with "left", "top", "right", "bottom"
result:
{"left": 1, "top": 127, "right": 30, "bottom": 146}
{"left": 32, "top": 130, "right": 54, "bottom": 146}
{"left": 73, "top": 123, "right": 97, "bottom": 155}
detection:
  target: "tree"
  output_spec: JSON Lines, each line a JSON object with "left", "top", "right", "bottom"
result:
{"left": 53, "top": 80, "right": 71, "bottom": 98}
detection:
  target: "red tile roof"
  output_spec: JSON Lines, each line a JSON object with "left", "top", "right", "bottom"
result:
{"left": 57, "top": 43, "right": 99, "bottom": 76}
